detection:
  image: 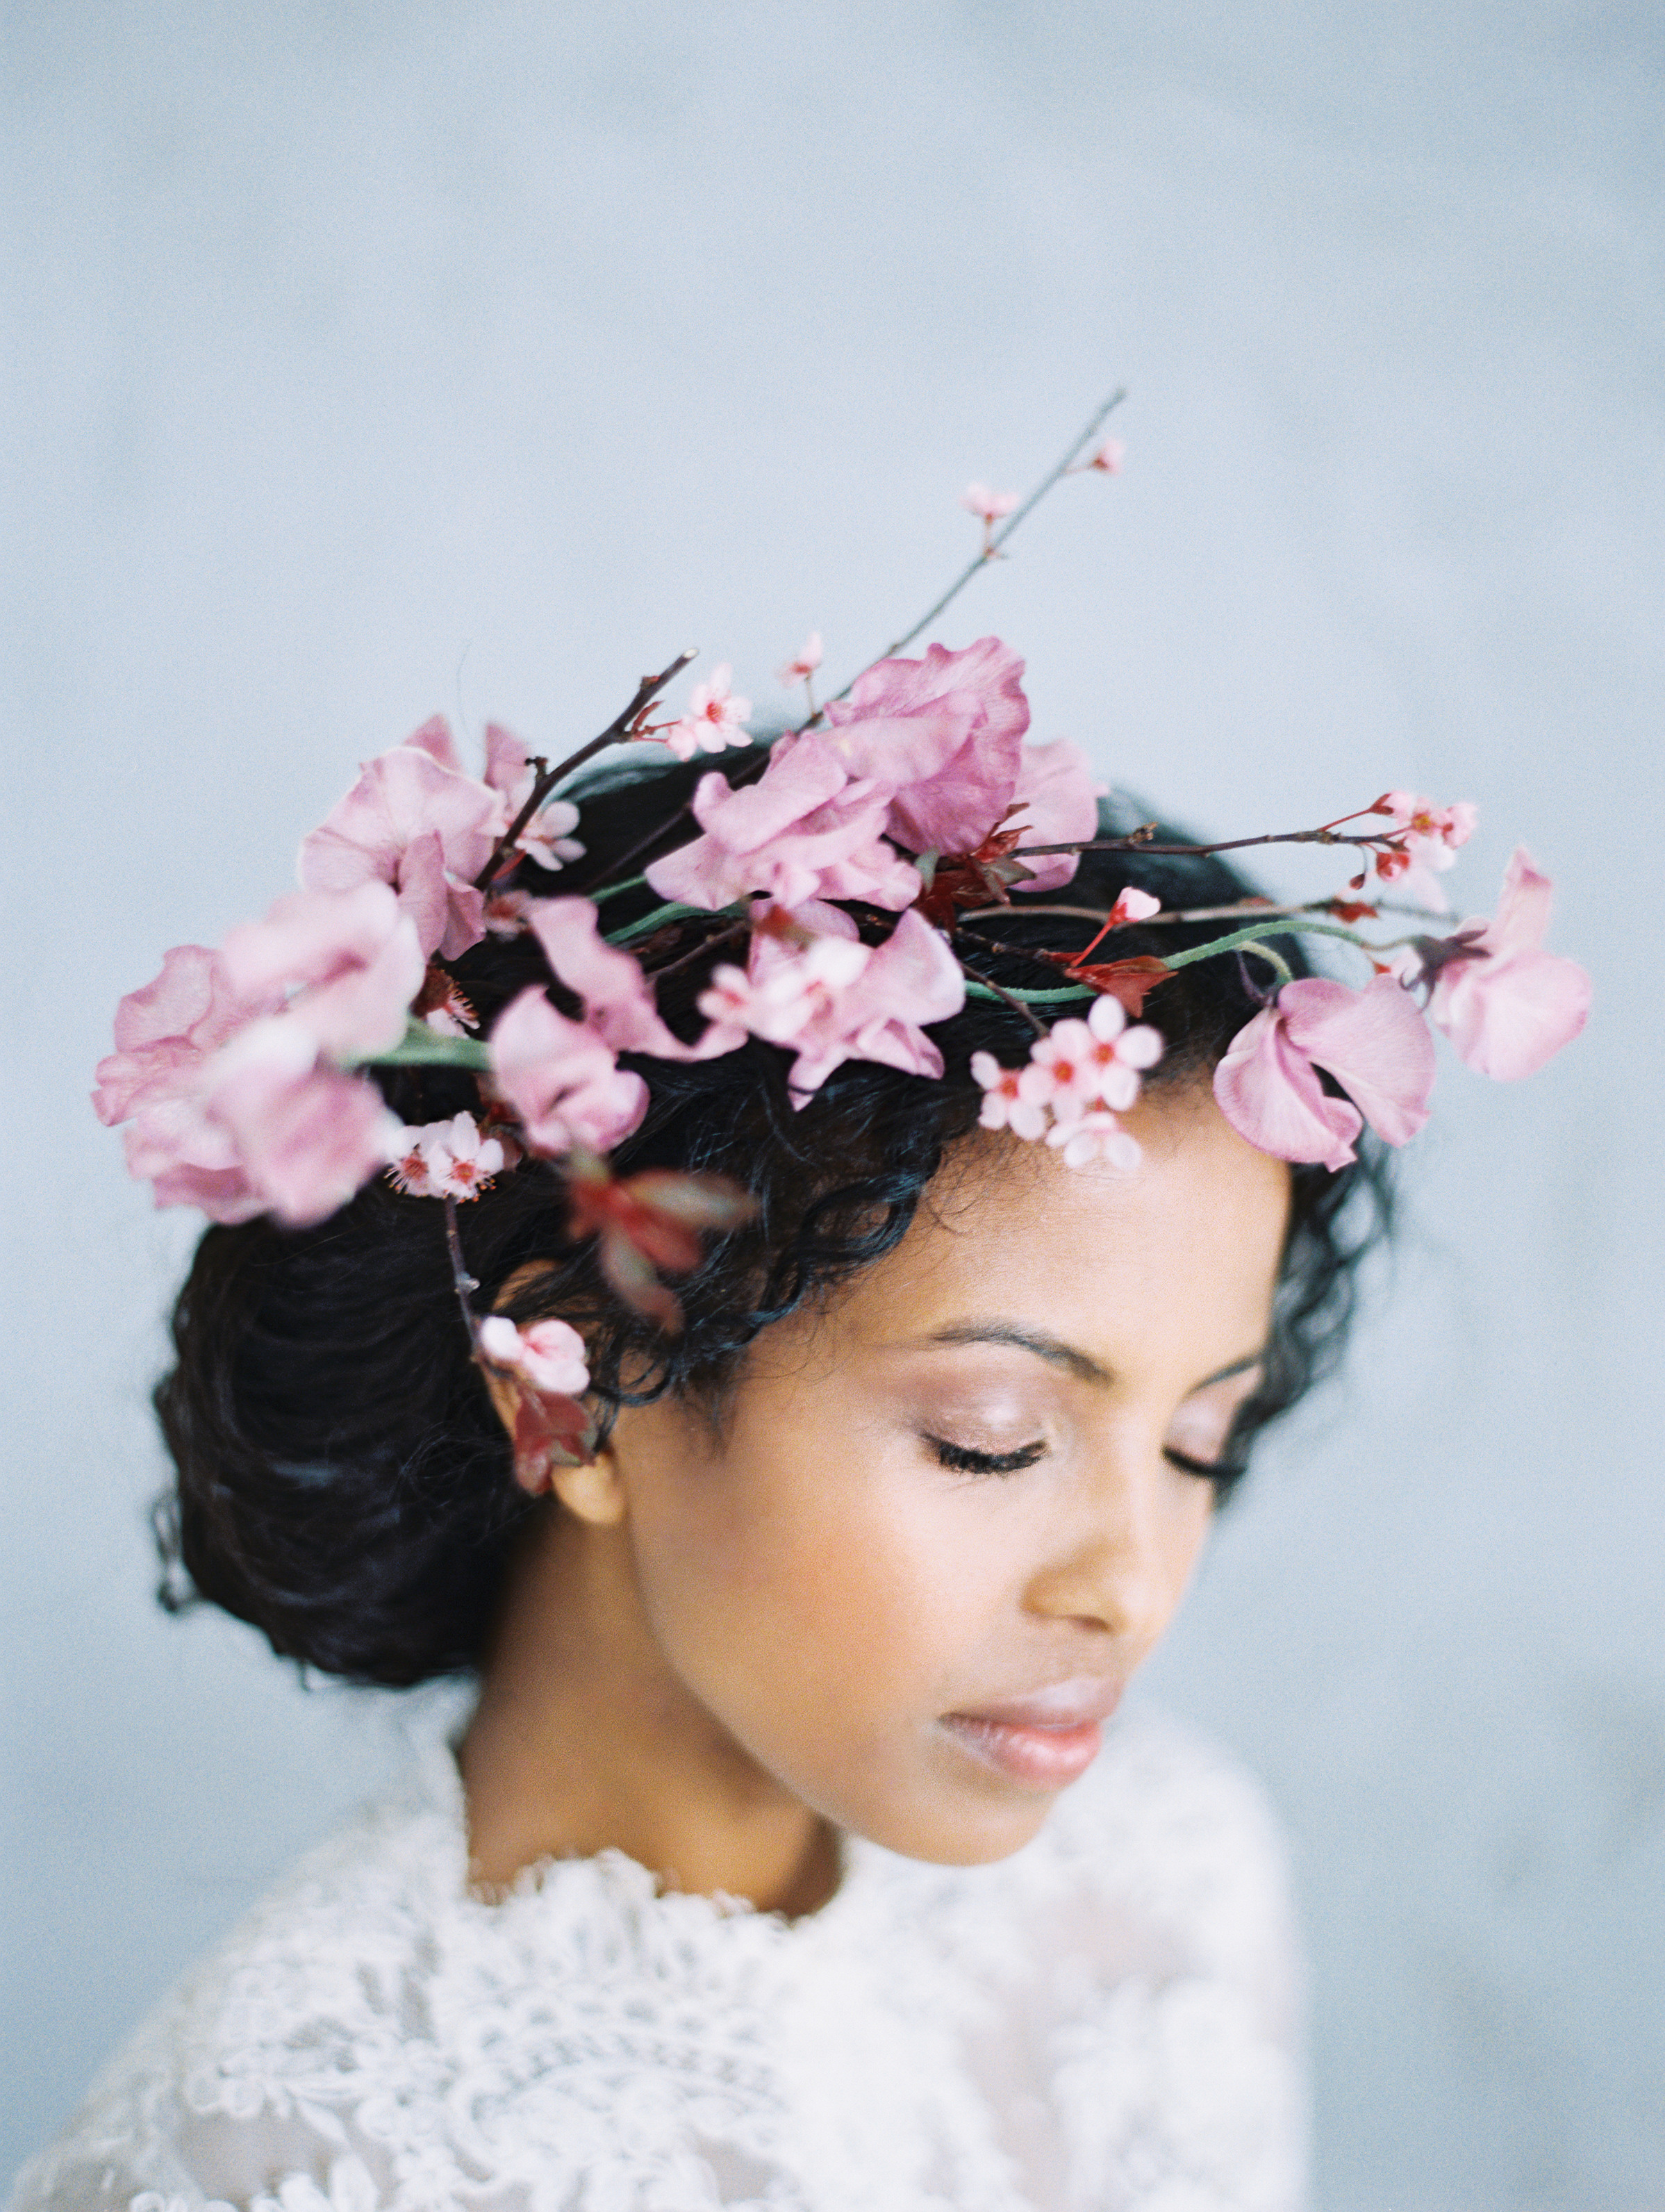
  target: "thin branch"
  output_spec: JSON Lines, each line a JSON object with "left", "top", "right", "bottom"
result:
{"left": 956, "top": 966, "right": 1056, "bottom": 1034}
{"left": 473, "top": 647, "right": 699, "bottom": 889}
{"left": 1014, "top": 828, "right": 1397, "bottom": 861}
{"left": 957, "top": 895, "right": 1452, "bottom": 929}
{"left": 821, "top": 388, "right": 1128, "bottom": 711}
{"left": 639, "top": 918, "right": 750, "bottom": 983}
{"left": 442, "top": 1194, "right": 484, "bottom": 1354}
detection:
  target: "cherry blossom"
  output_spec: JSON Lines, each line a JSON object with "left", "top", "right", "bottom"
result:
{"left": 697, "top": 925, "right": 868, "bottom": 1048}
{"left": 736, "top": 904, "right": 966, "bottom": 1100}
{"left": 482, "top": 724, "right": 585, "bottom": 871}
{"left": 299, "top": 735, "right": 499, "bottom": 960}
{"left": 488, "top": 987, "right": 649, "bottom": 1156}
{"left": 219, "top": 885, "right": 425, "bottom": 1064}
{"left": 1047, "top": 1110, "right": 1142, "bottom": 1172}
{"left": 1105, "top": 886, "right": 1161, "bottom": 927}
{"left": 1213, "top": 974, "right": 1437, "bottom": 1171}
{"left": 1085, "top": 436, "right": 1125, "bottom": 474}
{"left": 477, "top": 1313, "right": 590, "bottom": 1398}
{"left": 1371, "top": 789, "right": 1480, "bottom": 907}
{"left": 961, "top": 484, "right": 1019, "bottom": 523}
{"left": 199, "top": 1018, "right": 403, "bottom": 1227}
{"left": 776, "top": 633, "right": 823, "bottom": 688}
{"left": 527, "top": 898, "right": 745, "bottom": 1062}
{"left": 662, "top": 666, "right": 752, "bottom": 761}
{"left": 970, "top": 1052, "right": 1048, "bottom": 1141}
{"left": 1420, "top": 846, "right": 1591, "bottom": 1080}
{"left": 388, "top": 1112, "right": 506, "bottom": 1200}
{"left": 1074, "top": 993, "right": 1164, "bottom": 1109}
{"left": 1016, "top": 1022, "right": 1104, "bottom": 1124}
{"left": 644, "top": 736, "right": 921, "bottom": 913}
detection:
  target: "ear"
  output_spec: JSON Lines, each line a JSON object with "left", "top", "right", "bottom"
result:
{"left": 482, "top": 1261, "right": 623, "bottom": 1524}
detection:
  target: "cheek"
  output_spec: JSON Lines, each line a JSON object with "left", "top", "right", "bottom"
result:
{"left": 625, "top": 1421, "right": 1009, "bottom": 1767}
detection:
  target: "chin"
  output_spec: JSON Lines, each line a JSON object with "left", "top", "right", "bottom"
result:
{"left": 842, "top": 1786, "right": 1059, "bottom": 1867}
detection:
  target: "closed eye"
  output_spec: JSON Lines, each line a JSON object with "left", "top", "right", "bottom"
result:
{"left": 927, "top": 1437, "right": 1048, "bottom": 1476}
{"left": 1163, "top": 1444, "right": 1248, "bottom": 1492}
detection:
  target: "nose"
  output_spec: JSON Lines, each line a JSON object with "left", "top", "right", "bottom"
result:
{"left": 1020, "top": 1446, "right": 1203, "bottom": 1661}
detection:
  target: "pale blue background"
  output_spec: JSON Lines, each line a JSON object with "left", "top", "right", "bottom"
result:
{"left": 4, "top": 3, "right": 1662, "bottom": 2204}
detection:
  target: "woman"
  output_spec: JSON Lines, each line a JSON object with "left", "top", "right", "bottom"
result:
{"left": 17, "top": 627, "right": 1583, "bottom": 2211}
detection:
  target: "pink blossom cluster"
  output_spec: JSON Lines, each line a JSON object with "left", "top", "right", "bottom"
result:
{"left": 972, "top": 995, "right": 1164, "bottom": 1173}
{"left": 94, "top": 630, "right": 1591, "bottom": 1262}
{"left": 646, "top": 637, "right": 1100, "bottom": 914}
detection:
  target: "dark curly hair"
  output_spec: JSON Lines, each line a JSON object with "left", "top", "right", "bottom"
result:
{"left": 152, "top": 748, "right": 1391, "bottom": 1687}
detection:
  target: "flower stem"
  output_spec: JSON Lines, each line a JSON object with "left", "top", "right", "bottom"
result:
{"left": 1159, "top": 918, "right": 1368, "bottom": 971}
{"left": 822, "top": 387, "right": 1127, "bottom": 711}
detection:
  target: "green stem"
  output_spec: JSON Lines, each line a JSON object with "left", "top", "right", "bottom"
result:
{"left": 605, "top": 899, "right": 717, "bottom": 943}
{"left": 1159, "top": 918, "right": 1367, "bottom": 973}
{"left": 589, "top": 873, "right": 648, "bottom": 905}
{"left": 963, "top": 978, "right": 1094, "bottom": 1005}
{"left": 354, "top": 1019, "right": 493, "bottom": 1072}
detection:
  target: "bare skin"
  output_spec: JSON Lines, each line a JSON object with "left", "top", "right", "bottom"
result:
{"left": 460, "top": 1086, "right": 1290, "bottom": 1914}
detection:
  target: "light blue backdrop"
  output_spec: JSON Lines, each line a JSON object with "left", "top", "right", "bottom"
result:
{"left": 5, "top": 4, "right": 1662, "bottom": 2204}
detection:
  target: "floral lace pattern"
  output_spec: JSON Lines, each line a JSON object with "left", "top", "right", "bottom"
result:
{"left": 12, "top": 1712, "right": 1305, "bottom": 2212}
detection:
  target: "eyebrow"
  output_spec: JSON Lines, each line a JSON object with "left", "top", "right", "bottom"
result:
{"left": 916, "top": 1324, "right": 1266, "bottom": 1394}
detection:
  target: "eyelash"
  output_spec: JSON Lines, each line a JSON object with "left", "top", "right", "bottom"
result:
{"left": 1163, "top": 1445, "right": 1247, "bottom": 1490}
{"left": 926, "top": 1439, "right": 1246, "bottom": 1487}
{"left": 927, "top": 1437, "right": 1048, "bottom": 1476}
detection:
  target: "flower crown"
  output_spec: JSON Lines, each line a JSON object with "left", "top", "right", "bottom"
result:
{"left": 94, "top": 395, "right": 1589, "bottom": 1479}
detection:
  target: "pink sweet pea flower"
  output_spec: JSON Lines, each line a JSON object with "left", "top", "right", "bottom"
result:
{"left": 219, "top": 884, "right": 425, "bottom": 1064}
{"left": 776, "top": 633, "right": 824, "bottom": 688}
{"left": 1213, "top": 973, "right": 1437, "bottom": 1171}
{"left": 477, "top": 1314, "right": 590, "bottom": 1399}
{"left": 488, "top": 987, "right": 649, "bottom": 1155}
{"left": 388, "top": 1112, "right": 507, "bottom": 1201}
{"left": 662, "top": 665, "right": 753, "bottom": 761}
{"left": 644, "top": 735, "right": 922, "bottom": 913}
{"left": 198, "top": 1018, "right": 403, "bottom": 1227}
{"left": 970, "top": 1053, "right": 1048, "bottom": 1141}
{"left": 525, "top": 898, "right": 745, "bottom": 1062}
{"left": 93, "top": 944, "right": 279, "bottom": 1129}
{"left": 94, "top": 943, "right": 285, "bottom": 1223}
{"left": 1046, "top": 1109, "right": 1142, "bottom": 1172}
{"left": 1007, "top": 738, "right": 1104, "bottom": 894}
{"left": 1424, "top": 846, "right": 1591, "bottom": 1080}
{"left": 823, "top": 637, "right": 1031, "bottom": 861}
{"left": 299, "top": 734, "right": 501, "bottom": 960}
{"left": 961, "top": 484, "right": 1019, "bottom": 523}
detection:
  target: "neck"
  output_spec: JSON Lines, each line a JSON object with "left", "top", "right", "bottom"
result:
{"left": 458, "top": 1505, "right": 839, "bottom": 1916}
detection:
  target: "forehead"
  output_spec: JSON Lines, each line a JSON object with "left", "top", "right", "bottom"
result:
{"left": 791, "top": 1087, "right": 1292, "bottom": 1385}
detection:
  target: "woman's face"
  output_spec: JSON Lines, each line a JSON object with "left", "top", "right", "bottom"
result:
{"left": 604, "top": 1085, "right": 1291, "bottom": 1865}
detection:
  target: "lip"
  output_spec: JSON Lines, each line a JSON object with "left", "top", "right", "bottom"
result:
{"left": 939, "top": 1676, "right": 1123, "bottom": 1790}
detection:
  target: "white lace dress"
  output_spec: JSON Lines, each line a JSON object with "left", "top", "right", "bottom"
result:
{"left": 12, "top": 1710, "right": 1306, "bottom": 2212}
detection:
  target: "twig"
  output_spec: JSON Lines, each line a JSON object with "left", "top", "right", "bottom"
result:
{"left": 1014, "top": 829, "right": 1397, "bottom": 861}
{"left": 958, "top": 895, "right": 1452, "bottom": 929}
{"left": 442, "top": 1194, "right": 484, "bottom": 1353}
{"left": 473, "top": 647, "right": 699, "bottom": 889}
{"left": 640, "top": 918, "right": 750, "bottom": 983}
{"left": 821, "top": 388, "right": 1128, "bottom": 711}
{"left": 958, "top": 966, "right": 1054, "bottom": 1034}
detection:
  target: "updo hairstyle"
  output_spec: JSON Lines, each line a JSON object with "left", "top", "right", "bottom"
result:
{"left": 153, "top": 748, "right": 1391, "bottom": 1685}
